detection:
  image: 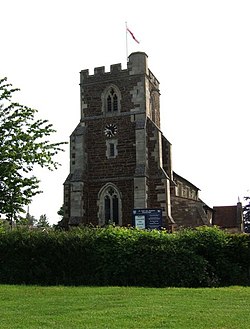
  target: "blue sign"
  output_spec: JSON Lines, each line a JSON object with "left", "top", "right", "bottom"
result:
{"left": 132, "top": 209, "right": 162, "bottom": 230}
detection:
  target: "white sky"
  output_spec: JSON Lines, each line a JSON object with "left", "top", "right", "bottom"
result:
{"left": 1, "top": 0, "right": 250, "bottom": 224}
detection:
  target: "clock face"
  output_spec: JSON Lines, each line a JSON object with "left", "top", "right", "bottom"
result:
{"left": 104, "top": 124, "right": 117, "bottom": 137}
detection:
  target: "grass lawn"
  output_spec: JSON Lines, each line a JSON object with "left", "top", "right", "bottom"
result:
{"left": 0, "top": 285, "right": 249, "bottom": 329}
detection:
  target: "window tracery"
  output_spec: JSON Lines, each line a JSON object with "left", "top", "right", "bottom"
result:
{"left": 102, "top": 85, "right": 121, "bottom": 114}
{"left": 98, "top": 184, "right": 122, "bottom": 226}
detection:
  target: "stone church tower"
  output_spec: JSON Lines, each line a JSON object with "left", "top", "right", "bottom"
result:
{"left": 63, "top": 52, "right": 175, "bottom": 229}
{"left": 62, "top": 51, "right": 211, "bottom": 230}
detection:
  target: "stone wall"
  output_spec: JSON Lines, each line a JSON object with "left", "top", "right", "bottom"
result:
{"left": 171, "top": 196, "right": 211, "bottom": 228}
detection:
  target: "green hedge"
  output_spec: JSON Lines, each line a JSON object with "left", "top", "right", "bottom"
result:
{"left": 0, "top": 226, "right": 249, "bottom": 287}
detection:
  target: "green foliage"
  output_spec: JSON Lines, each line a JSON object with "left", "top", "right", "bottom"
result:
{"left": 57, "top": 205, "right": 64, "bottom": 218}
{"left": 174, "top": 226, "right": 240, "bottom": 286}
{"left": 243, "top": 196, "right": 250, "bottom": 233}
{"left": 0, "top": 226, "right": 249, "bottom": 287}
{"left": 0, "top": 219, "right": 9, "bottom": 233}
{"left": 0, "top": 77, "right": 67, "bottom": 221}
{"left": 37, "top": 214, "right": 50, "bottom": 228}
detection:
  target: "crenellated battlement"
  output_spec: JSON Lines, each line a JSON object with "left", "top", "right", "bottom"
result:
{"left": 80, "top": 52, "right": 150, "bottom": 83}
{"left": 94, "top": 66, "right": 105, "bottom": 75}
{"left": 80, "top": 63, "right": 125, "bottom": 81}
{"left": 80, "top": 52, "right": 159, "bottom": 89}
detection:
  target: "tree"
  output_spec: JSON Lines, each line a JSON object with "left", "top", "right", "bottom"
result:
{"left": 0, "top": 77, "right": 66, "bottom": 223}
{"left": 243, "top": 196, "right": 250, "bottom": 233}
{"left": 57, "top": 205, "right": 64, "bottom": 218}
{"left": 37, "top": 214, "right": 50, "bottom": 228}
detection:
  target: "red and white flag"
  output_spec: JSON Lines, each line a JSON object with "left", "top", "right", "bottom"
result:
{"left": 127, "top": 27, "right": 140, "bottom": 44}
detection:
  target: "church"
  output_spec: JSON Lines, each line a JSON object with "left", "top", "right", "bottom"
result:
{"left": 62, "top": 52, "right": 213, "bottom": 230}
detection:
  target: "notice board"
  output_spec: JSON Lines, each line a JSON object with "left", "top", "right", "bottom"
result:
{"left": 132, "top": 209, "right": 162, "bottom": 230}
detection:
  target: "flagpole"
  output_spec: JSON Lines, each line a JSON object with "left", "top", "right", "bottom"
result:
{"left": 125, "top": 21, "right": 128, "bottom": 62}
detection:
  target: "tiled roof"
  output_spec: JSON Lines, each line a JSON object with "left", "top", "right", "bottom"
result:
{"left": 212, "top": 206, "right": 238, "bottom": 228}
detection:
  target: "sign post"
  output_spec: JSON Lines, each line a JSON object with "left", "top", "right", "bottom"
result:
{"left": 132, "top": 209, "right": 162, "bottom": 230}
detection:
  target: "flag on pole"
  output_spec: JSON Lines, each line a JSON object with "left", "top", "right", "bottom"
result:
{"left": 126, "top": 27, "right": 140, "bottom": 44}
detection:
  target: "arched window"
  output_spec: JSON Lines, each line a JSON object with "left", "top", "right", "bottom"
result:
{"left": 97, "top": 183, "right": 122, "bottom": 226}
{"left": 102, "top": 85, "right": 121, "bottom": 114}
{"left": 106, "top": 88, "right": 118, "bottom": 112}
